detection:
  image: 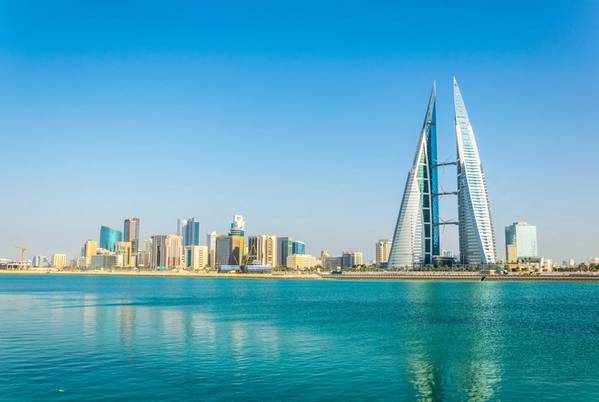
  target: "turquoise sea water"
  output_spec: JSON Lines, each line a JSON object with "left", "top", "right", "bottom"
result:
{"left": 1, "top": 275, "right": 599, "bottom": 401}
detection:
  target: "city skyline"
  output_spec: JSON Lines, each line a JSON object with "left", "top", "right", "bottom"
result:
{"left": 1, "top": 2, "right": 598, "bottom": 262}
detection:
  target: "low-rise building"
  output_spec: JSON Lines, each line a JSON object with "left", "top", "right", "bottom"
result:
{"left": 91, "top": 255, "right": 117, "bottom": 270}
{"left": 507, "top": 257, "right": 554, "bottom": 273}
{"left": 246, "top": 264, "right": 273, "bottom": 274}
{"left": 286, "top": 254, "right": 319, "bottom": 269}
{"left": 218, "top": 264, "right": 239, "bottom": 273}
{"left": 322, "top": 256, "right": 343, "bottom": 270}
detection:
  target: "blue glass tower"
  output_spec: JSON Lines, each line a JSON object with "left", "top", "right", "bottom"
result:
{"left": 277, "top": 237, "right": 293, "bottom": 267}
{"left": 184, "top": 218, "right": 200, "bottom": 246}
{"left": 292, "top": 241, "right": 305, "bottom": 255}
{"left": 100, "top": 226, "right": 122, "bottom": 252}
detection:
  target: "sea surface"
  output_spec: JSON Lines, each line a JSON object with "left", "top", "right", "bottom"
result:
{"left": 1, "top": 275, "right": 599, "bottom": 401}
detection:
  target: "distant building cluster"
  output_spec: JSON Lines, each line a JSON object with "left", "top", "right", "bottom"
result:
{"left": 8, "top": 214, "right": 366, "bottom": 272}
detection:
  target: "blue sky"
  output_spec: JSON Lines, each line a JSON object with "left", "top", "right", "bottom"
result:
{"left": 1, "top": 1, "right": 598, "bottom": 262}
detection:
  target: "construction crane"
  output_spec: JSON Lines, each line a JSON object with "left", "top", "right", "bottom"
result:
{"left": 16, "top": 245, "right": 27, "bottom": 266}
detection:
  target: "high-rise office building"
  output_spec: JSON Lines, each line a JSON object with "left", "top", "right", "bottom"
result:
{"left": 387, "top": 79, "right": 496, "bottom": 268}
{"left": 123, "top": 218, "right": 140, "bottom": 253}
{"left": 292, "top": 241, "right": 305, "bottom": 255}
{"left": 215, "top": 235, "right": 232, "bottom": 267}
{"left": 227, "top": 215, "right": 245, "bottom": 266}
{"left": 388, "top": 83, "right": 439, "bottom": 268}
{"left": 454, "top": 78, "right": 496, "bottom": 265}
{"left": 353, "top": 251, "right": 363, "bottom": 266}
{"left": 83, "top": 240, "right": 97, "bottom": 258}
{"left": 375, "top": 239, "right": 392, "bottom": 265}
{"left": 505, "top": 221, "right": 538, "bottom": 263}
{"left": 177, "top": 218, "right": 188, "bottom": 237}
{"left": 277, "top": 237, "right": 293, "bottom": 267}
{"left": 139, "top": 238, "right": 152, "bottom": 268}
{"left": 248, "top": 235, "right": 278, "bottom": 266}
{"left": 207, "top": 231, "right": 217, "bottom": 269}
{"left": 230, "top": 215, "right": 245, "bottom": 236}
{"left": 230, "top": 235, "right": 244, "bottom": 266}
{"left": 100, "top": 226, "right": 122, "bottom": 252}
{"left": 180, "top": 218, "right": 200, "bottom": 246}
{"left": 150, "top": 235, "right": 183, "bottom": 269}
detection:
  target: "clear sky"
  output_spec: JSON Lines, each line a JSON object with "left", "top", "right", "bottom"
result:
{"left": 1, "top": 1, "right": 598, "bottom": 262}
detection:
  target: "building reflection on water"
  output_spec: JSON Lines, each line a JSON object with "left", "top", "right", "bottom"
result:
{"left": 405, "top": 282, "right": 504, "bottom": 401}
{"left": 76, "top": 296, "right": 284, "bottom": 369}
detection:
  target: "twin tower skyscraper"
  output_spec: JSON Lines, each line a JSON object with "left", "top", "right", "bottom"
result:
{"left": 387, "top": 78, "right": 496, "bottom": 268}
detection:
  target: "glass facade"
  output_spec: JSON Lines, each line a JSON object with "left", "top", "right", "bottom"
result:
{"left": 292, "top": 241, "right": 305, "bottom": 255}
{"left": 215, "top": 236, "right": 231, "bottom": 267}
{"left": 184, "top": 219, "right": 200, "bottom": 246}
{"left": 123, "top": 218, "right": 140, "bottom": 253}
{"left": 454, "top": 78, "right": 496, "bottom": 265}
{"left": 505, "top": 222, "right": 537, "bottom": 262}
{"left": 277, "top": 237, "right": 293, "bottom": 267}
{"left": 388, "top": 83, "right": 439, "bottom": 268}
{"left": 100, "top": 226, "right": 122, "bottom": 252}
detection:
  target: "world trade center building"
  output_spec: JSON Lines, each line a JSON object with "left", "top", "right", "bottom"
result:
{"left": 388, "top": 78, "right": 496, "bottom": 268}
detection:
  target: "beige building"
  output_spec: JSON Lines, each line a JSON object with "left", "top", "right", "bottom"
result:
{"left": 185, "top": 245, "right": 209, "bottom": 270}
{"left": 84, "top": 240, "right": 98, "bottom": 258}
{"left": 507, "top": 257, "right": 554, "bottom": 273}
{"left": 248, "top": 235, "right": 278, "bottom": 266}
{"left": 138, "top": 239, "right": 152, "bottom": 268}
{"left": 376, "top": 239, "right": 392, "bottom": 265}
{"left": 541, "top": 258, "right": 553, "bottom": 272}
{"left": 286, "top": 254, "right": 319, "bottom": 269}
{"left": 115, "top": 241, "right": 133, "bottom": 267}
{"left": 151, "top": 235, "right": 183, "bottom": 269}
{"left": 52, "top": 253, "right": 67, "bottom": 268}
{"left": 207, "top": 231, "right": 217, "bottom": 270}
{"left": 353, "top": 251, "right": 364, "bottom": 266}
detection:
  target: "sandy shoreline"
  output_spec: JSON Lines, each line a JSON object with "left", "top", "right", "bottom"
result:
{"left": 2, "top": 270, "right": 599, "bottom": 282}
{"left": 0, "top": 269, "right": 320, "bottom": 280}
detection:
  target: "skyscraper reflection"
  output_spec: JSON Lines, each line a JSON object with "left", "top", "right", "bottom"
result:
{"left": 405, "top": 282, "right": 504, "bottom": 401}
